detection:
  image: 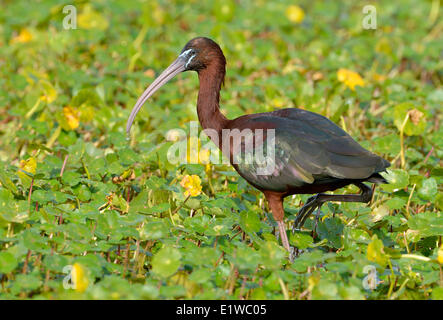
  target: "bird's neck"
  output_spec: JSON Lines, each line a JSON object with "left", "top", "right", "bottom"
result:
{"left": 197, "top": 62, "right": 229, "bottom": 138}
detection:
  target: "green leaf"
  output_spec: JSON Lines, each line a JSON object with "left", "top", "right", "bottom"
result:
{"left": 289, "top": 231, "right": 313, "bottom": 249}
{"left": 189, "top": 268, "right": 212, "bottom": 284}
{"left": 317, "top": 217, "right": 344, "bottom": 249}
{"left": 367, "top": 235, "right": 389, "bottom": 267}
{"left": 11, "top": 274, "right": 42, "bottom": 294}
{"left": 31, "top": 190, "right": 53, "bottom": 204}
{"left": 0, "top": 168, "right": 18, "bottom": 194}
{"left": 384, "top": 197, "right": 406, "bottom": 210}
{"left": 205, "top": 218, "right": 233, "bottom": 236}
{"left": 184, "top": 198, "right": 201, "bottom": 210}
{"left": 140, "top": 221, "right": 169, "bottom": 240}
{"left": 75, "top": 184, "right": 92, "bottom": 201}
{"left": 229, "top": 244, "right": 260, "bottom": 270}
{"left": 408, "top": 211, "right": 443, "bottom": 237}
{"left": 258, "top": 241, "right": 286, "bottom": 269}
{"left": 371, "top": 205, "right": 389, "bottom": 223}
{"left": 61, "top": 171, "right": 82, "bottom": 186}
{"left": 418, "top": 178, "right": 437, "bottom": 200}
{"left": 239, "top": 211, "right": 261, "bottom": 233}
{"left": 436, "top": 193, "right": 443, "bottom": 211}
{"left": 393, "top": 103, "right": 427, "bottom": 136}
{"left": 0, "top": 194, "right": 30, "bottom": 223}
{"left": 43, "top": 254, "right": 69, "bottom": 272}
{"left": 184, "top": 215, "right": 210, "bottom": 234}
{"left": 151, "top": 246, "right": 181, "bottom": 278}
{"left": 183, "top": 246, "right": 220, "bottom": 267}
{"left": 311, "top": 279, "right": 339, "bottom": 300}
{"left": 71, "top": 88, "right": 103, "bottom": 109}
{"left": 291, "top": 250, "right": 332, "bottom": 273}
{"left": 380, "top": 169, "right": 409, "bottom": 192}
{"left": 0, "top": 252, "right": 18, "bottom": 273}
{"left": 432, "top": 287, "right": 443, "bottom": 300}
{"left": 22, "top": 229, "right": 50, "bottom": 252}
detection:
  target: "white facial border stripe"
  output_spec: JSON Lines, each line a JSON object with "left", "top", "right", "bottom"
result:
{"left": 179, "top": 49, "right": 192, "bottom": 58}
{"left": 185, "top": 54, "right": 195, "bottom": 68}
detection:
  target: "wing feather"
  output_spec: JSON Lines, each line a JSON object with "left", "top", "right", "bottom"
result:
{"left": 229, "top": 108, "right": 390, "bottom": 192}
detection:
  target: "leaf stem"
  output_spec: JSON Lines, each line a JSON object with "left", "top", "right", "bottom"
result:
{"left": 400, "top": 254, "right": 431, "bottom": 262}
{"left": 405, "top": 183, "right": 415, "bottom": 218}
{"left": 25, "top": 97, "right": 42, "bottom": 119}
{"left": 386, "top": 259, "right": 396, "bottom": 299}
{"left": 278, "top": 276, "right": 290, "bottom": 300}
{"left": 399, "top": 113, "right": 409, "bottom": 169}
{"left": 46, "top": 126, "right": 61, "bottom": 149}
{"left": 60, "top": 154, "right": 69, "bottom": 177}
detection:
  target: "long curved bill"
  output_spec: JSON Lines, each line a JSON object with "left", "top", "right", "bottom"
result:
{"left": 126, "top": 56, "right": 187, "bottom": 134}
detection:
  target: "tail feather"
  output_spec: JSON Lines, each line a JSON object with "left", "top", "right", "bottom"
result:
{"left": 367, "top": 172, "right": 388, "bottom": 184}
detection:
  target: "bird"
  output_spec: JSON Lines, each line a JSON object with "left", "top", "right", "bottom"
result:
{"left": 126, "top": 37, "right": 390, "bottom": 254}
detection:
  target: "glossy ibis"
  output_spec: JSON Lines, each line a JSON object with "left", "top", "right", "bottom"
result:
{"left": 126, "top": 37, "right": 390, "bottom": 253}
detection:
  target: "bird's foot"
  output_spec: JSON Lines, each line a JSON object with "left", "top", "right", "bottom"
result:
{"left": 276, "top": 224, "right": 297, "bottom": 262}
{"left": 292, "top": 195, "right": 322, "bottom": 232}
{"left": 311, "top": 205, "right": 323, "bottom": 239}
{"left": 289, "top": 246, "right": 297, "bottom": 262}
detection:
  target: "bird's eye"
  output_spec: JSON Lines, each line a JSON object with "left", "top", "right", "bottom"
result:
{"left": 185, "top": 53, "right": 196, "bottom": 69}
{"left": 187, "top": 49, "right": 196, "bottom": 58}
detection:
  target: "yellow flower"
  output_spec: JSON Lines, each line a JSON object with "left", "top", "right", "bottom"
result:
{"left": 337, "top": 68, "right": 365, "bottom": 91}
{"left": 19, "top": 157, "right": 37, "bottom": 175}
{"left": 286, "top": 5, "right": 305, "bottom": 24}
{"left": 438, "top": 244, "right": 443, "bottom": 265}
{"left": 71, "top": 263, "right": 89, "bottom": 293}
{"left": 180, "top": 175, "right": 202, "bottom": 197}
{"left": 63, "top": 106, "right": 80, "bottom": 130}
{"left": 10, "top": 29, "right": 33, "bottom": 44}
{"left": 18, "top": 157, "right": 37, "bottom": 181}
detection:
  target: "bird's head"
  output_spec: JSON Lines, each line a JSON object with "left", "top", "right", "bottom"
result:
{"left": 126, "top": 37, "right": 225, "bottom": 134}
{"left": 179, "top": 37, "right": 225, "bottom": 71}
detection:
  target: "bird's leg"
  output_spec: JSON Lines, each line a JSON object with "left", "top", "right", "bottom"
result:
{"left": 264, "top": 192, "right": 291, "bottom": 252}
{"left": 277, "top": 220, "right": 290, "bottom": 252}
{"left": 293, "top": 182, "right": 372, "bottom": 230}
{"left": 312, "top": 205, "right": 323, "bottom": 238}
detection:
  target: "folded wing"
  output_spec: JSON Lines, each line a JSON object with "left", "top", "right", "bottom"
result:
{"left": 230, "top": 108, "right": 390, "bottom": 192}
